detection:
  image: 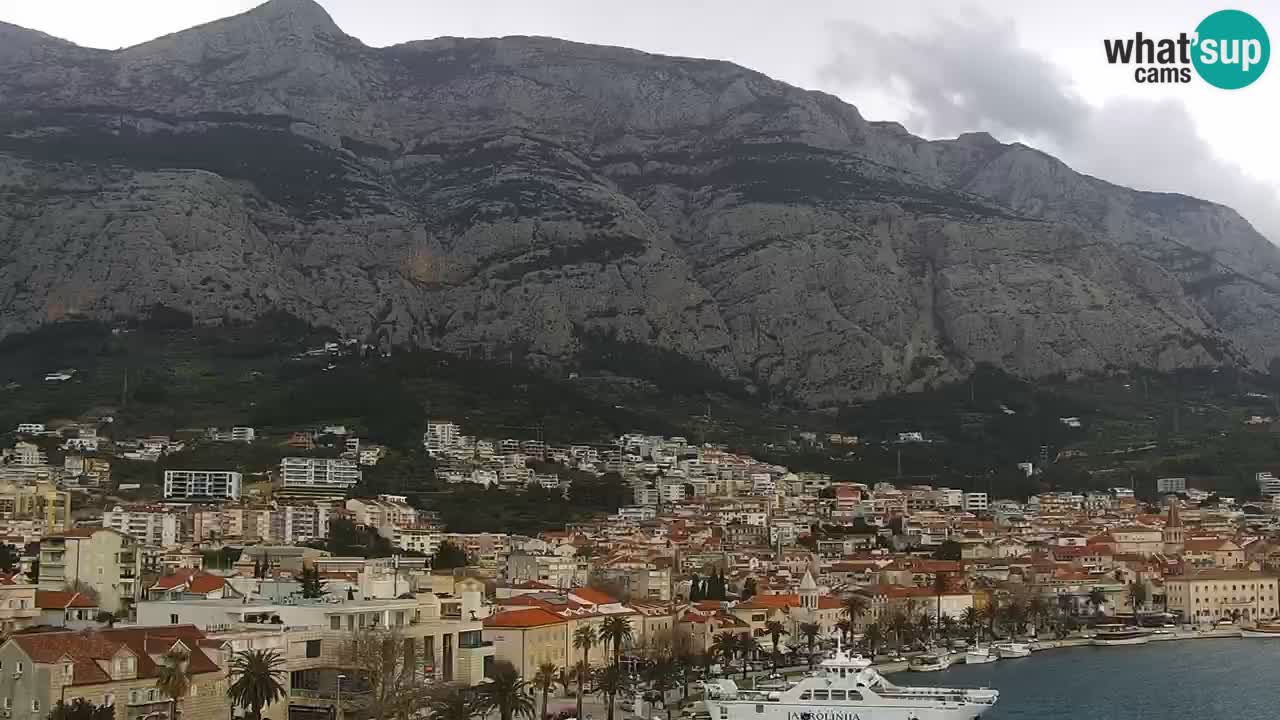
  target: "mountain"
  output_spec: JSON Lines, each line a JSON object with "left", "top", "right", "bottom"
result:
{"left": 2, "top": 0, "right": 1280, "bottom": 405}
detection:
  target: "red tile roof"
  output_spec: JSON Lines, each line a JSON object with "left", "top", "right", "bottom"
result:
{"left": 35, "top": 591, "right": 98, "bottom": 610}
{"left": 9, "top": 626, "right": 219, "bottom": 686}
{"left": 483, "top": 608, "right": 565, "bottom": 629}
{"left": 570, "top": 587, "right": 617, "bottom": 605}
{"left": 150, "top": 570, "right": 225, "bottom": 594}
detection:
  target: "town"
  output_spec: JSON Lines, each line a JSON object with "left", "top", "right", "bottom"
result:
{"left": 0, "top": 408, "right": 1277, "bottom": 720}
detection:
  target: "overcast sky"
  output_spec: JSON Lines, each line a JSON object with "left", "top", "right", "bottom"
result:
{"left": 3, "top": 0, "right": 1277, "bottom": 240}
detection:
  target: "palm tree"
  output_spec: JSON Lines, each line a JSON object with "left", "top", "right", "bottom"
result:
{"left": 763, "top": 620, "right": 788, "bottom": 671}
{"left": 155, "top": 650, "right": 191, "bottom": 720}
{"left": 426, "top": 684, "right": 478, "bottom": 720}
{"left": 960, "top": 606, "right": 979, "bottom": 641}
{"left": 798, "top": 622, "right": 821, "bottom": 669}
{"left": 711, "top": 632, "right": 740, "bottom": 672}
{"left": 572, "top": 625, "right": 597, "bottom": 720}
{"left": 979, "top": 603, "right": 1000, "bottom": 639}
{"left": 1089, "top": 588, "right": 1107, "bottom": 616}
{"left": 932, "top": 573, "right": 949, "bottom": 631}
{"left": 841, "top": 595, "right": 868, "bottom": 633}
{"left": 533, "top": 663, "right": 558, "bottom": 720}
{"left": 1128, "top": 581, "right": 1149, "bottom": 626}
{"left": 476, "top": 660, "right": 536, "bottom": 720}
{"left": 644, "top": 661, "right": 681, "bottom": 720}
{"left": 889, "top": 613, "right": 912, "bottom": 651}
{"left": 863, "top": 623, "right": 884, "bottom": 656}
{"left": 835, "top": 620, "right": 852, "bottom": 646}
{"left": 593, "top": 665, "right": 630, "bottom": 720}
{"left": 916, "top": 614, "right": 935, "bottom": 647}
{"left": 599, "top": 616, "right": 634, "bottom": 670}
{"left": 1027, "top": 595, "right": 1049, "bottom": 632}
{"left": 940, "top": 614, "right": 957, "bottom": 641}
{"left": 1003, "top": 600, "right": 1027, "bottom": 637}
{"left": 226, "top": 649, "right": 287, "bottom": 720}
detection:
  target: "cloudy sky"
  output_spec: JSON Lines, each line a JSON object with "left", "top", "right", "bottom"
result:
{"left": 3, "top": 0, "right": 1277, "bottom": 240}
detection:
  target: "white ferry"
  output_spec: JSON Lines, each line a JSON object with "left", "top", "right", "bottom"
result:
{"left": 703, "top": 646, "right": 998, "bottom": 720}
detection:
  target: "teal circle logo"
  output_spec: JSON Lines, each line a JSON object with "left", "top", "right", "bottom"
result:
{"left": 1193, "top": 10, "right": 1270, "bottom": 89}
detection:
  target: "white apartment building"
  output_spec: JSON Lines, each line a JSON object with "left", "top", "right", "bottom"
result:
{"left": 164, "top": 469, "right": 243, "bottom": 501}
{"left": 15, "top": 424, "right": 45, "bottom": 434}
{"left": 616, "top": 506, "right": 657, "bottom": 523}
{"left": 103, "top": 505, "right": 180, "bottom": 547}
{"left": 398, "top": 526, "right": 443, "bottom": 555}
{"left": 1157, "top": 477, "right": 1188, "bottom": 494}
{"left": 279, "top": 457, "right": 361, "bottom": 492}
{"left": 1259, "top": 472, "right": 1280, "bottom": 498}
{"left": 346, "top": 496, "right": 418, "bottom": 531}
{"left": 424, "top": 421, "right": 462, "bottom": 453}
{"left": 963, "top": 492, "right": 989, "bottom": 512}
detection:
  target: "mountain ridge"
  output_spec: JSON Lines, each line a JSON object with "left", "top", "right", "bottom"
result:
{"left": 2, "top": 0, "right": 1279, "bottom": 405}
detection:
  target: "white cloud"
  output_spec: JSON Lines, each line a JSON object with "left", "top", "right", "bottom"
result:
{"left": 820, "top": 13, "right": 1280, "bottom": 242}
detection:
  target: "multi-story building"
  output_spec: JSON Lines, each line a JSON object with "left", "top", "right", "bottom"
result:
{"left": 1156, "top": 477, "right": 1188, "bottom": 494}
{"left": 0, "top": 480, "right": 71, "bottom": 531}
{"left": 1165, "top": 570, "right": 1280, "bottom": 623}
{"left": 0, "top": 582, "right": 41, "bottom": 634}
{"left": 963, "top": 492, "right": 989, "bottom": 512}
{"left": 163, "top": 470, "right": 243, "bottom": 501}
{"left": 103, "top": 505, "right": 181, "bottom": 548}
{"left": 345, "top": 496, "right": 418, "bottom": 533}
{"left": 424, "top": 421, "right": 462, "bottom": 454}
{"left": 0, "top": 625, "right": 226, "bottom": 720}
{"left": 397, "top": 526, "right": 442, "bottom": 556}
{"left": 37, "top": 529, "right": 142, "bottom": 613}
{"left": 278, "top": 458, "right": 361, "bottom": 499}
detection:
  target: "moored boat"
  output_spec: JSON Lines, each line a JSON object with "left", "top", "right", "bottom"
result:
{"left": 1091, "top": 624, "right": 1153, "bottom": 646}
{"left": 992, "top": 642, "right": 1032, "bottom": 658}
{"left": 964, "top": 647, "right": 997, "bottom": 664}
{"left": 909, "top": 653, "right": 955, "bottom": 672}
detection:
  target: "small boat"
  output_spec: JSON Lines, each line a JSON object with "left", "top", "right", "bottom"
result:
{"left": 1091, "top": 625, "right": 1153, "bottom": 646}
{"left": 1240, "top": 621, "right": 1280, "bottom": 638}
{"left": 992, "top": 642, "right": 1032, "bottom": 658}
{"left": 964, "top": 647, "right": 997, "bottom": 664}
{"left": 908, "top": 653, "right": 955, "bottom": 672}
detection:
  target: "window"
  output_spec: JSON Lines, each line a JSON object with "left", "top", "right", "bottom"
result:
{"left": 305, "top": 640, "right": 321, "bottom": 658}
{"left": 103, "top": 695, "right": 114, "bottom": 707}
{"left": 14, "top": 662, "right": 22, "bottom": 676}
{"left": 63, "top": 663, "right": 73, "bottom": 679}
{"left": 170, "top": 614, "right": 179, "bottom": 625}
{"left": 829, "top": 691, "right": 846, "bottom": 700}
{"left": 330, "top": 616, "right": 341, "bottom": 630}
{"left": 4, "top": 698, "right": 11, "bottom": 709}
{"left": 358, "top": 615, "right": 366, "bottom": 629}
{"left": 32, "top": 701, "right": 40, "bottom": 713}
{"left": 812, "top": 691, "right": 829, "bottom": 701}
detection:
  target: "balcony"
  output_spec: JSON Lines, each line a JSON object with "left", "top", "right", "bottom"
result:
{"left": 458, "top": 639, "right": 493, "bottom": 650}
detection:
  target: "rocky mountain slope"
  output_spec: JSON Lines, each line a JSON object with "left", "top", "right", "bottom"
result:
{"left": 2, "top": 0, "right": 1279, "bottom": 405}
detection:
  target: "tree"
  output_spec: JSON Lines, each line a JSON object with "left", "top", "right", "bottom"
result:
{"left": 1027, "top": 594, "right": 1050, "bottom": 632}
{"left": 763, "top": 620, "right": 788, "bottom": 671}
{"left": 940, "top": 614, "right": 957, "bottom": 640}
{"left": 599, "top": 616, "right": 634, "bottom": 669}
{"left": 0, "top": 544, "right": 19, "bottom": 573}
{"left": 644, "top": 660, "right": 681, "bottom": 720}
{"left": 555, "top": 666, "right": 574, "bottom": 698}
{"left": 476, "top": 660, "right": 536, "bottom": 720}
{"left": 741, "top": 577, "right": 757, "bottom": 601}
{"left": 341, "top": 628, "right": 419, "bottom": 720}
{"left": 226, "top": 649, "right": 286, "bottom": 720}
{"left": 300, "top": 566, "right": 323, "bottom": 599}
{"left": 916, "top": 614, "right": 935, "bottom": 647}
{"left": 979, "top": 603, "right": 999, "bottom": 639}
{"left": 155, "top": 650, "right": 191, "bottom": 720}
{"left": 710, "top": 632, "right": 740, "bottom": 671}
{"left": 1003, "top": 600, "right": 1028, "bottom": 637}
{"left": 863, "top": 622, "right": 884, "bottom": 656}
{"left": 572, "top": 625, "right": 597, "bottom": 720}
{"left": 933, "top": 540, "right": 962, "bottom": 561}
{"left": 432, "top": 541, "right": 470, "bottom": 570}
{"left": 47, "top": 699, "right": 112, "bottom": 720}
{"left": 592, "top": 665, "right": 631, "bottom": 720}
{"left": 798, "top": 622, "right": 821, "bottom": 669}
{"left": 889, "top": 613, "right": 912, "bottom": 651}
{"left": 95, "top": 611, "right": 117, "bottom": 628}
{"left": 1089, "top": 588, "right": 1108, "bottom": 615}
{"left": 841, "top": 595, "right": 868, "bottom": 634}
{"left": 961, "top": 606, "right": 980, "bottom": 642}
{"left": 834, "top": 620, "right": 851, "bottom": 645}
{"left": 1129, "top": 581, "right": 1149, "bottom": 625}
{"left": 688, "top": 573, "right": 702, "bottom": 602}
{"left": 426, "top": 684, "right": 478, "bottom": 720}
{"left": 533, "top": 663, "right": 558, "bottom": 720}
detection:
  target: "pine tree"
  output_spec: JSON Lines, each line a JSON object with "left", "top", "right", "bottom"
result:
{"left": 689, "top": 573, "right": 702, "bottom": 602}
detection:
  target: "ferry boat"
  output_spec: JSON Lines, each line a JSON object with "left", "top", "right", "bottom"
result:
{"left": 962, "top": 647, "right": 997, "bottom": 664}
{"left": 908, "top": 653, "right": 954, "bottom": 672}
{"left": 992, "top": 642, "right": 1032, "bottom": 659}
{"left": 1240, "top": 621, "right": 1280, "bottom": 638}
{"left": 1091, "top": 625, "right": 1153, "bottom": 646}
{"left": 702, "top": 645, "right": 998, "bottom": 720}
